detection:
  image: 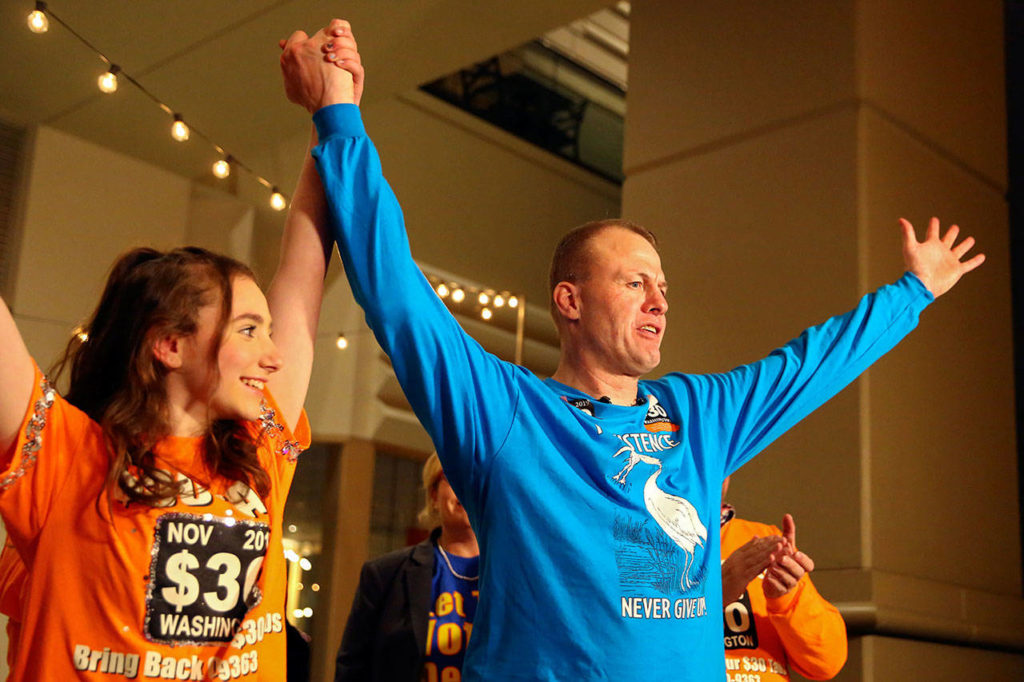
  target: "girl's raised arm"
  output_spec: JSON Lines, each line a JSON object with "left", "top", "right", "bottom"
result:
{"left": 264, "top": 131, "right": 333, "bottom": 430}
{"left": 0, "top": 298, "right": 37, "bottom": 456}
{"left": 267, "top": 26, "right": 362, "bottom": 429}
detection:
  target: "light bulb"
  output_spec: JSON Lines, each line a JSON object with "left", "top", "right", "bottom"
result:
{"left": 494, "top": 294, "right": 505, "bottom": 308}
{"left": 171, "top": 115, "right": 189, "bottom": 142}
{"left": 335, "top": 334, "right": 349, "bottom": 350}
{"left": 508, "top": 295, "right": 519, "bottom": 308}
{"left": 436, "top": 283, "right": 450, "bottom": 298}
{"left": 97, "top": 72, "right": 117, "bottom": 93}
{"left": 27, "top": 6, "right": 48, "bottom": 33}
{"left": 292, "top": 609, "right": 303, "bottom": 619}
{"left": 451, "top": 288, "right": 465, "bottom": 303}
{"left": 481, "top": 307, "right": 493, "bottom": 320}
{"left": 97, "top": 65, "right": 120, "bottom": 93}
{"left": 270, "top": 189, "right": 287, "bottom": 211}
{"left": 299, "top": 557, "right": 312, "bottom": 571}
{"left": 478, "top": 292, "right": 490, "bottom": 305}
{"left": 302, "top": 607, "right": 313, "bottom": 617}
{"left": 212, "top": 158, "right": 230, "bottom": 179}
{"left": 311, "top": 583, "right": 321, "bottom": 592}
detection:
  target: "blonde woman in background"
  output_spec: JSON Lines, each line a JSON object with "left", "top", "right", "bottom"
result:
{"left": 334, "top": 454, "right": 480, "bottom": 682}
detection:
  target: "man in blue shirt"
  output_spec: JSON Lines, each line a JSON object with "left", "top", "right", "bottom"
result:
{"left": 279, "top": 19, "right": 984, "bottom": 681}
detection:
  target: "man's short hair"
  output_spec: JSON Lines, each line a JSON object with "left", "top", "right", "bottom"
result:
{"left": 548, "top": 219, "right": 658, "bottom": 319}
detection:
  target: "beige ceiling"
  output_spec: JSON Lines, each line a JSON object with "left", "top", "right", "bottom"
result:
{"left": 0, "top": 0, "right": 613, "bottom": 181}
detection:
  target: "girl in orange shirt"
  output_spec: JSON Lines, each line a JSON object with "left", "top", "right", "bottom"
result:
{"left": 0, "top": 26, "right": 363, "bottom": 681}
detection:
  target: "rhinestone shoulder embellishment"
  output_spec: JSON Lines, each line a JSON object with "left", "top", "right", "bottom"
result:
{"left": 0, "top": 376, "right": 56, "bottom": 491}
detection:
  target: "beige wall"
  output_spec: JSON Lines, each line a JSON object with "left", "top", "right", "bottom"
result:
{"left": 12, "top": 126, "right": 192, "bottom": 370}
{"left": 626, "top": 0, "right": 1021, "bottom": 677}
{"left": 832, "top": 636, "right": 1024, "bottom": 682}
{"left": 369, "top": 92, "right": 619, "bottom": 307}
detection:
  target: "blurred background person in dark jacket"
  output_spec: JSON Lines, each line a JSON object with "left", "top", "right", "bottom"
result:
{"left": 334, "top": 453, "right": 480, "bottom": 682}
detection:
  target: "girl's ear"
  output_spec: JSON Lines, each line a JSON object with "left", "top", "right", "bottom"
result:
{"left": 151, "top": 334, "right": 184, "bottom": 370}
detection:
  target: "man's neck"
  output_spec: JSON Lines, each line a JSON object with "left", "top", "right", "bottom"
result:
{"left": 551, "top": 363, "right": 641, "bottom": 407}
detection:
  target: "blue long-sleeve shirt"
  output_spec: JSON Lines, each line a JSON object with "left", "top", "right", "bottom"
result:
{"left": 312, "top": 103, "right": 932, "bottom": 681}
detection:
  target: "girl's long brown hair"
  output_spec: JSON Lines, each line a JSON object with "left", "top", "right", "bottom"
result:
{"left": 51, "top": 246, "right": 271, "bottom": 506}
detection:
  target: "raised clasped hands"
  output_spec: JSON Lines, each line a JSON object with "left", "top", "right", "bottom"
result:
{"left": 901, "top": 216, "right": 985, "bottom": 299}
{"left": 280, "top": 19, "right": 364, "bottom": 113}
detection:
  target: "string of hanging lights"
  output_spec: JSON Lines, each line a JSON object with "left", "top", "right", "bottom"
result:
{"left": 426, "top": 273, "right": 526, "bottom": 363}
{"left": 25, "top": 2, "right": 532, "bottom": 365}
{"left": 24, "top": 1, "right": 289, "bottom": 211}
{"left": 333, "top": 274, "right": 526, "bottom": 364}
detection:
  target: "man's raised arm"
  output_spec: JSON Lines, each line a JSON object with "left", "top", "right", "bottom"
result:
{"left": 277, "top": 19, "right": 520, "bottom": 509}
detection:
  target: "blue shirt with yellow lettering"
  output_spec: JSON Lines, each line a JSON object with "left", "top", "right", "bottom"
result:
{"left": 424, "top": 547, "right": 478, "bottom": 682}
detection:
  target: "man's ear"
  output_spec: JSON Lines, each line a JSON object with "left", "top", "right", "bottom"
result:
{"left": 552, "top": 281, "right": 582, "bottom": 322}
{"left": 152, "top": 334, "right": 184, "bottom": 370}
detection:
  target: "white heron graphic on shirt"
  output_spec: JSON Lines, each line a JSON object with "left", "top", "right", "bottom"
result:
{"left": 613, "top": 444, "right": 707, "bottom": 590}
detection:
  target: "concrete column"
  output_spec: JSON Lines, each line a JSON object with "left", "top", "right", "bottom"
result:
{"left": 625, "top": 1, "right": 1023, "bottom": 678}
{"left": 311, "top": 439, "right": 376, "bottom": 682}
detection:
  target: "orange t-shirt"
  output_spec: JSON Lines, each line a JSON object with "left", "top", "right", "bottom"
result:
{"left": 0, "top": 538, "right": 25, "bottom": 670}
{"left": 721, "top": 517, "right": 847, "bottom": 682}
{"left": 0, "top": 365, "right": 310, "bottom": 681}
